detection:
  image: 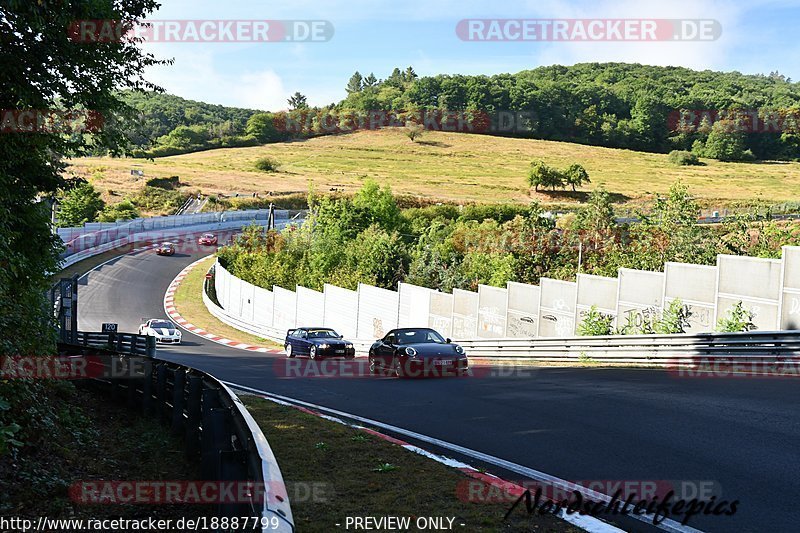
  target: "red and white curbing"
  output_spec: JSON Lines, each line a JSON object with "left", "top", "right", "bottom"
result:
{"left": 164, "top": 256, "right": 282, "bottom": 354}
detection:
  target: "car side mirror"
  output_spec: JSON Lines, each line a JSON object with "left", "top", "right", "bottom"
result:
{"left": 446, "top": 338, "right": 452, "bottom": 344}
{"left": 338, "top": 334, "right": 343, "bottom": 339}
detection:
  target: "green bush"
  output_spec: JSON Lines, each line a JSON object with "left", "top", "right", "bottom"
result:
{"left": 254, "top": 157, "right": 279, "bottom": 172}
{"left": 716, "top": 301, "right": 756, "bottom": 332}
{"left": 145, "top": 176, "right": 181, "bottom": 189}
{"left": 97, "top": 199, "right": 140, "bottom": 222}
{"left": 130, "top": 186, "right": 186, "bottom": 215}
{"left": 577, "top": 306, "right": 615, "bottom": 336}
{"left": 668, "top": 150, "right": 702, "bottom": 166}
{"left": 654, "top": 298, "right": 691, "bottom": 334}
{"left": 57, "top": 182, "right": 105, "bottom": 227}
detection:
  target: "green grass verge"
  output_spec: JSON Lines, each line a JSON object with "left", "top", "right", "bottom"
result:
{"left": 172, "top": 256, "right": 283, "bottom": 350}
{"left": 242, "top": 396, "right": 578, "bottom": 532}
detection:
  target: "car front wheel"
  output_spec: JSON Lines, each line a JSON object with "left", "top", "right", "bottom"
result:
{"left": 285, "top": 344, "right": 294, "bottom": 358}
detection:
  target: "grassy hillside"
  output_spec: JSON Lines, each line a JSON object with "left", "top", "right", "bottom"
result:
{"left": 70, "top": 128, "right": 800, "bottom": 208}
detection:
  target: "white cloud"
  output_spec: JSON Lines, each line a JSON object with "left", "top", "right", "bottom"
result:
{"left": 143, "top": 46, "right": 288, "bottom": 110}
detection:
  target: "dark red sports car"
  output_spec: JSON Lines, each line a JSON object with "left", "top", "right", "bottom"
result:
{"left": 198, "top": 233, "right": 218, "bottom": 245}
{"left": 155, "top": 242, "right": 176, "bottom": 256}
{"left": 368, "top": 327, "right": 468, "bottom": 378}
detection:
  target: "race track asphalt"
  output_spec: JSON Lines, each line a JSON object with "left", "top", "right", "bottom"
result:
{"left": 77, "top": 243, "right": 800, "bottom": 533}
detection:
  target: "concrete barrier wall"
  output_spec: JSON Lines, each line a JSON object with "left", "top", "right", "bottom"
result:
{"left": 575, "top": 274, "right": 618, "bottom": 333}
{"left": 273, "top": 286, "right": 297, "bottom": 333}
{"left": 296, "top": 286, "right": 324, "bottom": 327}
{"left": 780, "top": 246, "right": 800, "bottom": 330}
{"left": 356, "top": 283, "right": 399, "bottom": 340}
{"left": 716, "top": 255, "right": 782, "bottom": 331}
{"left": 617, "top": 268, "right": 665, "bottom": 332}
{"left": 252, "top": 286, "right": 274, "bottom": 328}
{"left": 538, "top": 278, "right": 577, "bottom": 338}
{"left": 322, "top": 284, "right": 358, "bottom": 339}
{"left": 240, "top": 281, "right": 257, "bottom": 323}
{"left": 429, "top": 291, "right": 454, "bottom": 339}
{"left": 477, "top": 285, "right": 507, "bottom": 338}
{"left": 209, "top": 244, "right": 800, "bottom": 342}
{"left": 452, "top": 289, "right": 478, "bottom": 339}
{"left": 228, "top": 274, "right": 243, "bottom": 318}
{"left": 664, "top": 262, "right": 717, "bottom": 333}
{"left": 398, "top": 283, "right": 433, "bottom": 328}
{"left": 506, "top": 282, "right": 540, "bottom": 338}
{"left": 214, "top": 264, "right": 229, "bottom": 310}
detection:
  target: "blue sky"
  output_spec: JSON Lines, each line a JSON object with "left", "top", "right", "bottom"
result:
{"left": 142, "top": 0, "right": 800, "bottom": 111}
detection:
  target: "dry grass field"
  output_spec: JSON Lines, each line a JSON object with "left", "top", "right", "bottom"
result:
{"left": 69, "top": 128, "right": 800, "bottom": 208}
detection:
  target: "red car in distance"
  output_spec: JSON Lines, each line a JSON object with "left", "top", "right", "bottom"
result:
{"left": 155, "top": 242, "right": 176, "bottom": 256}
{"left": 198, "top": 233, "right": 218, "bottom": 245}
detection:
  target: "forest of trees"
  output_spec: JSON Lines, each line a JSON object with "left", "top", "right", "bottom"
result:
{"left": 118, "top": 63, "right": 800, "bottom": 161}
{"left": 118, "top": 91, "right": 262, "bottom": 156}
{"left": 334, "top": 63, "right": 800, "bottom": 160}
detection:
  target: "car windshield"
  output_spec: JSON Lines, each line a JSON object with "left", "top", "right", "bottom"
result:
{"left": 151, "top": 321, "right": 173, "bottom": 329}
{"left": 161, "top": 243, "right": 173, "bottom": 247}
{"left": 394, "top": 329, "right": 445, "bottom": 344}
{"left": 203, "top": 234, "right": 214, "bottom": 238}
{"left": 307, "top": 328, "right": 338, "bottom": 338}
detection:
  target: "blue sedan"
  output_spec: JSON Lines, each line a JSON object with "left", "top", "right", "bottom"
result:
{"left": 284, "top": 327, "right": 356, "bottom": 360}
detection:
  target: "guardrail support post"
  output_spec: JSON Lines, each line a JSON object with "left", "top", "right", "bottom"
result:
{"left": 156, "top": 364, "right": 168, "bottom": 422}
{"left": 141, "top": 359, "right": 153, "bottom": 414}
{"left": 127, "top": 360, "right": 139, "bottom": 408}
{"left": 109, "top": 358, "right": 120, "bottom": 402}
{"left": 171, "top": 369, "right": 186, "bottom": 435}
{"left": 207, "top": 408, "right": 231, "bottom": 484}
{"left": 186, "top": 375, "right": 203, "bottom": 456}
{"left": 201, "top": 388, "right": 222, "bottom": 480}
{"left": 218, "top": 450, "right": 249, "bottom": 518}
{"left": 145, "top": 336, "right": 156, "bottom": 358}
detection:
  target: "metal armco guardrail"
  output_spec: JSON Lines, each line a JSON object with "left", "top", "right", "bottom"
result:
{"left": 73, "top": 330, "right": 156, "bottom": 356}
{"left": 62, "top": 333, "right": 295, "bottom": 532}
{"left": 458, "top": 330, "right": 800, "bottom": 366}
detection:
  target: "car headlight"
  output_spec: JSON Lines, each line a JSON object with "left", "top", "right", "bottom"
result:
{"left": 454, "top": 345, "right": 464, "bottom": 355}
{"left": 319, "top": 343, "right": 329, "bottom": 349}
{"left": 405, "top": 347, "right": 417, "bottom": 357}
{"left": 345, "top": 343, "right": 353, "bottom": 349}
